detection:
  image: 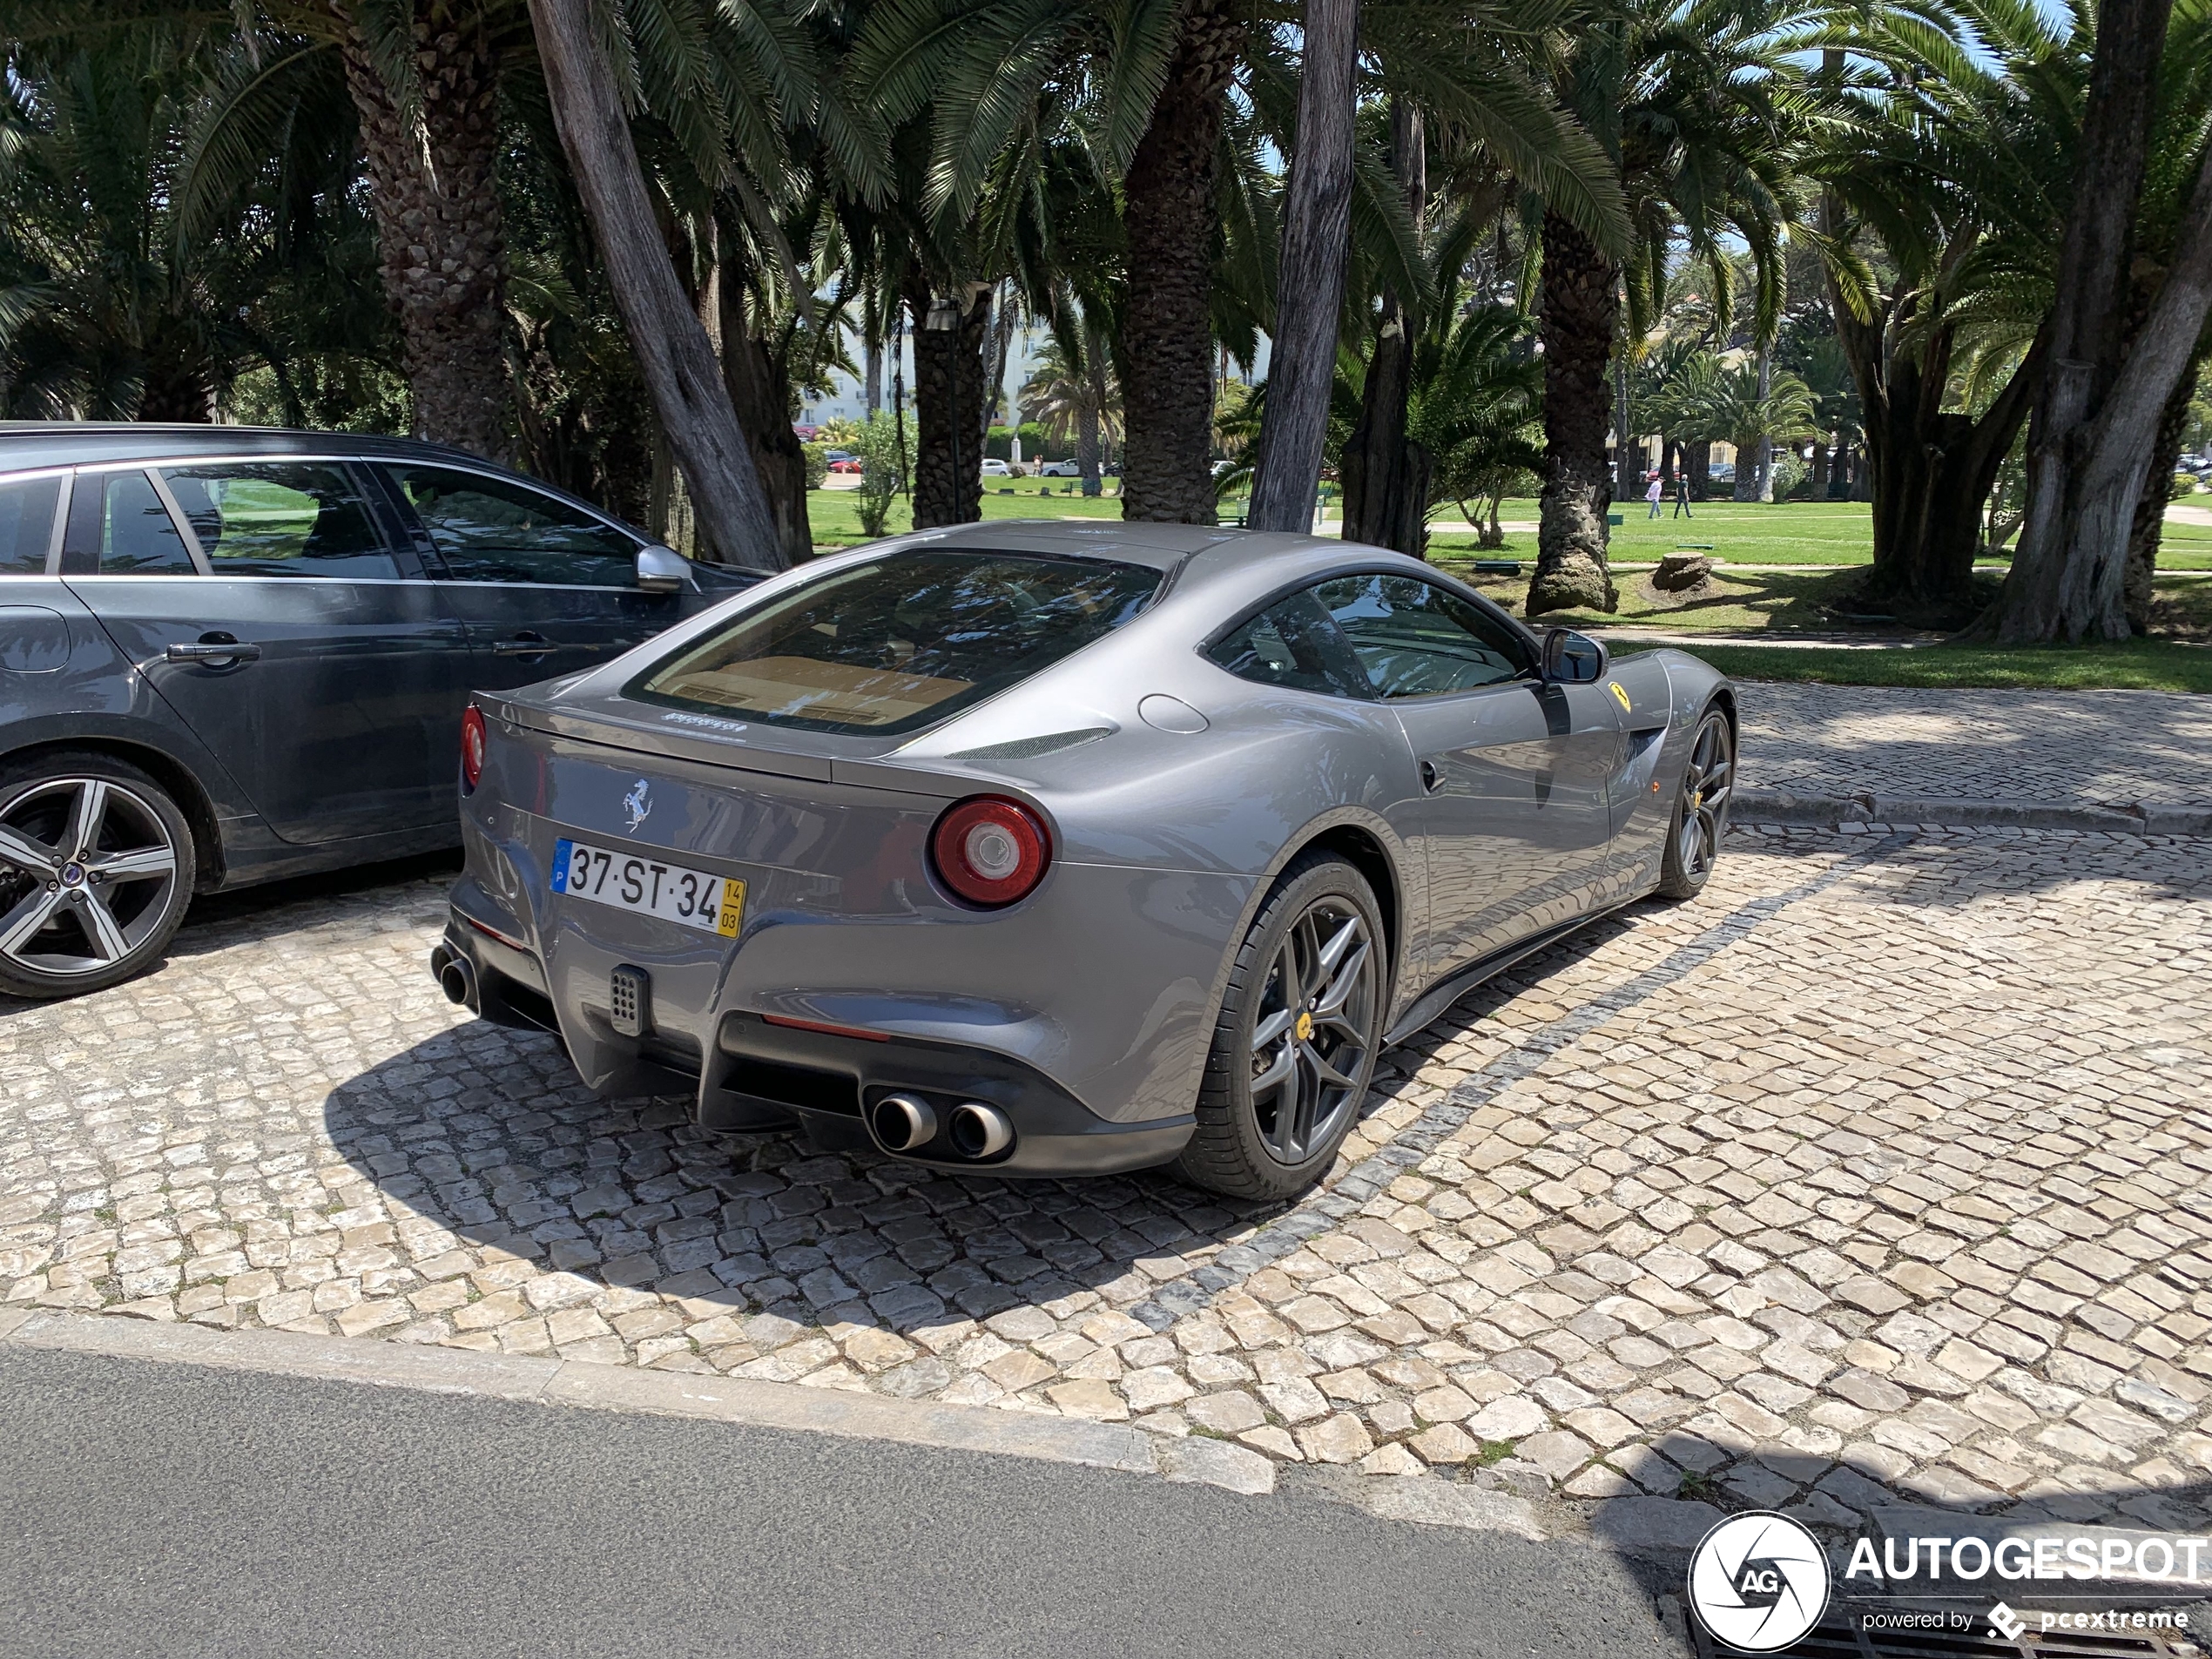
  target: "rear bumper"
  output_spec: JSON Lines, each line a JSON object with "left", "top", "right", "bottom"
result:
{"left": 432, "top": 907, "right": 1196, "bottom": 1178}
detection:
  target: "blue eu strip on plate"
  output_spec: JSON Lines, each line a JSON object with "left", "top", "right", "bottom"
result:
{"left": 550, "top": 839, "right": 572, "bottom": 892}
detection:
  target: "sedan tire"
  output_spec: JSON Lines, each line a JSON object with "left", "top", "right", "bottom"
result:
{"left": 1656, "top": 705, "right": 1734, "bottom": 900}
{"left": 0, "top": 752, "right": 195, "bottom": 1000}
{"left": 1177, "top": 853, "right": 1386, "bottom": 1201}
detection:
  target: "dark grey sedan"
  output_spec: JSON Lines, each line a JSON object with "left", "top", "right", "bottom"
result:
{"left": 0, "top": 424, "right": 755, "bottom": 999}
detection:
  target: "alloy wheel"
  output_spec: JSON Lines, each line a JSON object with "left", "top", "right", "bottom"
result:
{"left": 1676, "top": 713, "right": 1735, "bottom": 880}
{"left": 0, "top": 777, "right": 182, "bottom": 980}
{"left": 1247, "top": 900, "right": 1379, "bottom": 1165}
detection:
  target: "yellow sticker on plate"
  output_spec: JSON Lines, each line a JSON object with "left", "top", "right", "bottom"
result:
{"left": 1608, "top": 681, "right": 1632, "bottom": 712}
{"left": 717, "top": 878, "right": 747, "bottom": 937}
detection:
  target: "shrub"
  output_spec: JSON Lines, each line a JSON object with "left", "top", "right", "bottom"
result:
{"left": 2172, "top": 470, "right": 2198, "bottom": 500}
{"left": 852, "top": 411, "right": 907, "bottom": 537}
{"left": 801, "top": 441, "right": 830, "bottom": 490}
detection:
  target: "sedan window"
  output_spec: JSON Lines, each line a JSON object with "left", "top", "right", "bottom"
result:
{"left": 1314, "top": 574, "right": 1532, "bottom": 698}
{"left": 0, "top": 475, "right": 61, "bottom": 574}
{"left": 161, "top": 463, "right": 400, "bottom": 579}
{"left": 631, "top": 550, "right": 1160, "bottom": 736}
{"left": 1206, "top": 589, "right": 1372, "bottom": 699}
{"left": 388, "top": 464, "right": 637, "bottom": 587}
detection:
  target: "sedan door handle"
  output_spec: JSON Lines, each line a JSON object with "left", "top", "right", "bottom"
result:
{"left": 165, "top": 637, "right": 260, "bottom": 664}
{"left": 491, "top": 632, "right": 552, "bottom": 657}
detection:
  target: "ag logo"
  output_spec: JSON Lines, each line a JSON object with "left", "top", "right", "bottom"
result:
{"left": 1687, "top": 1512, "right": 1831, "bottom": 1652}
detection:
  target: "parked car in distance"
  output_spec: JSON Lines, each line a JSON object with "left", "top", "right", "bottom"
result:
{"left": 826, "top": 459, "right": 864, "bottom": 475}
{"left": 1036, "top": 460, "right": 1081, "bottom": 477}
{"left": 436, "top": 522, "right": 1734, "bottom": 1197}
{"left": 980, "top": 459, "right": 1011, "bottom": 477}
{"left": 0, "top": 423, "right": 757, "bottom": 1000}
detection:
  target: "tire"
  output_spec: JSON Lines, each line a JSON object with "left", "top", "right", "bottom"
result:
{"left": 0, "top": 751, "right": 196, "bottom": 1000}
{"left": 1656, "top": 705, "right": 1735, "bottom": 900}
{"left": 1176, "top": 853, "right": 1387, "bottom": 1201}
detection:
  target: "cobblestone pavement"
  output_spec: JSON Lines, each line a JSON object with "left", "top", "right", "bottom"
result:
{"left": 3, "top": 824, "right": 2209, "bottom": 1538}
{"left": 1737, "top": 683, "right": 2212, "bottom": 813}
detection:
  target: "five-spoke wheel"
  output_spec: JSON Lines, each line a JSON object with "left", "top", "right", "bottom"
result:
{"left": 1180, "top": 853, "right": 1386, "bottom": 1199}
{"left": 0, "top": 754, "right": 192, "bottom": 999}
{"left": 1657, "top": 705, "right": 1734, "bottom": 900}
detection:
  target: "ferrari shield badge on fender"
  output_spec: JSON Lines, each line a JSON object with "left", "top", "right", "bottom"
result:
{"left": 1608, "top": 682, "right": 1632, "bottom": 713}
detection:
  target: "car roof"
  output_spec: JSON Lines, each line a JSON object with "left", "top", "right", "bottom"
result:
{"left": 0, "top": 421, "right": 648, "bottom": 536}
{"left": 0, "top": 421, "right": 504, "bottom": 475}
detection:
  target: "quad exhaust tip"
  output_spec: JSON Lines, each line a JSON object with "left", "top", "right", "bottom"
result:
{"left": 948, "top": 1101, "right": 1014, "bottom": 1160}
{"left": 872, "top": 1093, "right": 938, "bottom": 1152}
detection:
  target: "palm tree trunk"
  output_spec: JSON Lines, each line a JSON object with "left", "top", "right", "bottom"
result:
{"left": 1996, "top": 0, "right": 2178, "bottom": 637}
{"left": 1342, "top": 99, "right": 1428, "bottom": 556}
{"left": 2125, "top": 355, "right": 2201, "bottom": 630}
{"left": 904, "top": 274, "right": 991, "bottom": 529}
{"left": 525, "top": 0, "right": 785, "bottom": 569}
{"left": 717, "top": 242, "right": 813, "bottom": 566}
{"left": 1527, "top": 212, "right": 1620, "bottom": 615}
{"left": 330, "top": 0, "right": 513, "bottom": 462}
{"left": 1685, "top": 440, "right": 1711, "bottom": 501}
{"left": 1753, "top": 352, "right": 1775, "bottom": 502}
{"left": 1118, "top": 0, "right": 1245, "bottom": 523}
{"left": 1993, "top": 144, "right": 2212, "bottom": 639}
{"left": 1249, "top": 0, "right": 1359, "bottom": 534}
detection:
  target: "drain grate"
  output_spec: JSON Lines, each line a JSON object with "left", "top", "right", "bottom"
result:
{"left": 1688, "top": 1610, "right": 2202, "bottom": 1657}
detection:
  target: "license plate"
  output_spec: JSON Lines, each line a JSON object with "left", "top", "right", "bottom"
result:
{"left": 550, "top": 838, "right": 744, "bottom": 937}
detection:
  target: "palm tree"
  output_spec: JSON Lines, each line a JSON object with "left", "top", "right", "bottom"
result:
{"left": 0, "top": 25, "right": 384, "bottom": 422}
{"left": 1522, "top": 0, "right": 1809, "bottom": 615}
{"left": 845, "top": 0, "right": 1622, "bottom": 529}
{"left": 1657, "top": 359, "right": 1817, "bottom": 498}
{"left": 1020, "top": 333, "right": 1121, "bottom": 496}
{"left": 1410, "top": 304, "right": 1544, "bottom": 546}
{"left": 1989, "top": 0, "right": 2212, "bottom": 637}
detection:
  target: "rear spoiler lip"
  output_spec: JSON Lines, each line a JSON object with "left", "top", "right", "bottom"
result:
{"left": 480, "top": 693, "right": 998, "bottom": 801}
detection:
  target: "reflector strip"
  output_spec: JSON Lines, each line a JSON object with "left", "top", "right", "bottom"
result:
{"left": 760, "top": 1013, "right": 890, "bottom": 1042}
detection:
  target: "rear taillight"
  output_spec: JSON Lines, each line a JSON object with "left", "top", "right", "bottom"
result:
{"left": 461, "top": 706, "right": 486, "bottom": 792}
{"left": 930, "top": 796, "right": 1050, "bottom": 907}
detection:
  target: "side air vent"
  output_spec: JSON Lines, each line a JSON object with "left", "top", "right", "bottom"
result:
{"left": 948, "top": 727, "right": 1113, "bottom": 761}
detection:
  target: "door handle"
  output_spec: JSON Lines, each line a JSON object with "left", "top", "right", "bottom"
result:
{"left": 165, "top": 636, "right": 260, "bottom": 664}
{"left": 491, "top": 632, "right": 552, "bottom": 657}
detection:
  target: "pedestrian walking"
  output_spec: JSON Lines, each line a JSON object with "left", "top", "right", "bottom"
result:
{"left": 1672, "top": 469, "right": 1693, "bottom": 518}
{"left": 1645, "top": 471, "right": 1663, "bottom": 518}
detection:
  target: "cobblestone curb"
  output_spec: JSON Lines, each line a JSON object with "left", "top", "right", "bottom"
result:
{"left": 0, "top": 1305, "right": 1564, "bottom": 1527}
{"left": 1735, "top": 790, "right": 2212, "bottom": 837}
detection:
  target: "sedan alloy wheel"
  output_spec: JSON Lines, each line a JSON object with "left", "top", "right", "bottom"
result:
{"left": 0, "top": 764, "right": 191, "bottom": 996}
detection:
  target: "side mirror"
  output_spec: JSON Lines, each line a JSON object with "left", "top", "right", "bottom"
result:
{"left": 636, "top": 543, "right": 690, "bottom": 594}
{"left": 1541, "top": 627, "right": 1607, "bottom": 684}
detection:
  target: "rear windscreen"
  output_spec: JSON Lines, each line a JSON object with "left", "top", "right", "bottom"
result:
{"left": 627, "top": 550, "right": 1162, "bottom": 736}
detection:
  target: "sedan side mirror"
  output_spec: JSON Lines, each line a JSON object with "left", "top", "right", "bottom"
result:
{"left": 1541, "top": 627, "right": 1607, "bottom": 684}
{"left": 636, "top": 543, "right": 690, "bottom": 594}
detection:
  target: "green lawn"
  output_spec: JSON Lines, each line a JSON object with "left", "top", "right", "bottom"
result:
{"left": 808, "top": 485, "right": 2212, "bottom": 571}
{"left": 1619, "top": 639, "right": 2212, "bottom": 693}
{"left": 811, "top": 482, "right": 1128, "bottom": 545}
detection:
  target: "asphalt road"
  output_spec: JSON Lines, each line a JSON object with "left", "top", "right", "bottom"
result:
{"left": 0, "top": 1346, "right": 1678, "bottom": 1658}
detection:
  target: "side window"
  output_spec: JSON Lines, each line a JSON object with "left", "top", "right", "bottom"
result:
{"left": 63, "top": 471, "right": 198, "bottom": 575}
{"left": 1206, "top": 588, "right": 1372, "bottom": 699}
{"left": 0, "top": 475, "right": 62, "bottom": 574}
{"left": 1314, "top": 574, "right": 1532, "bottom": 698}
{"left": 388, "top": 463, "right": 637, "bottom": 586}
{"left": 160, "top": 463, "right": 400, "bottom": 579}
